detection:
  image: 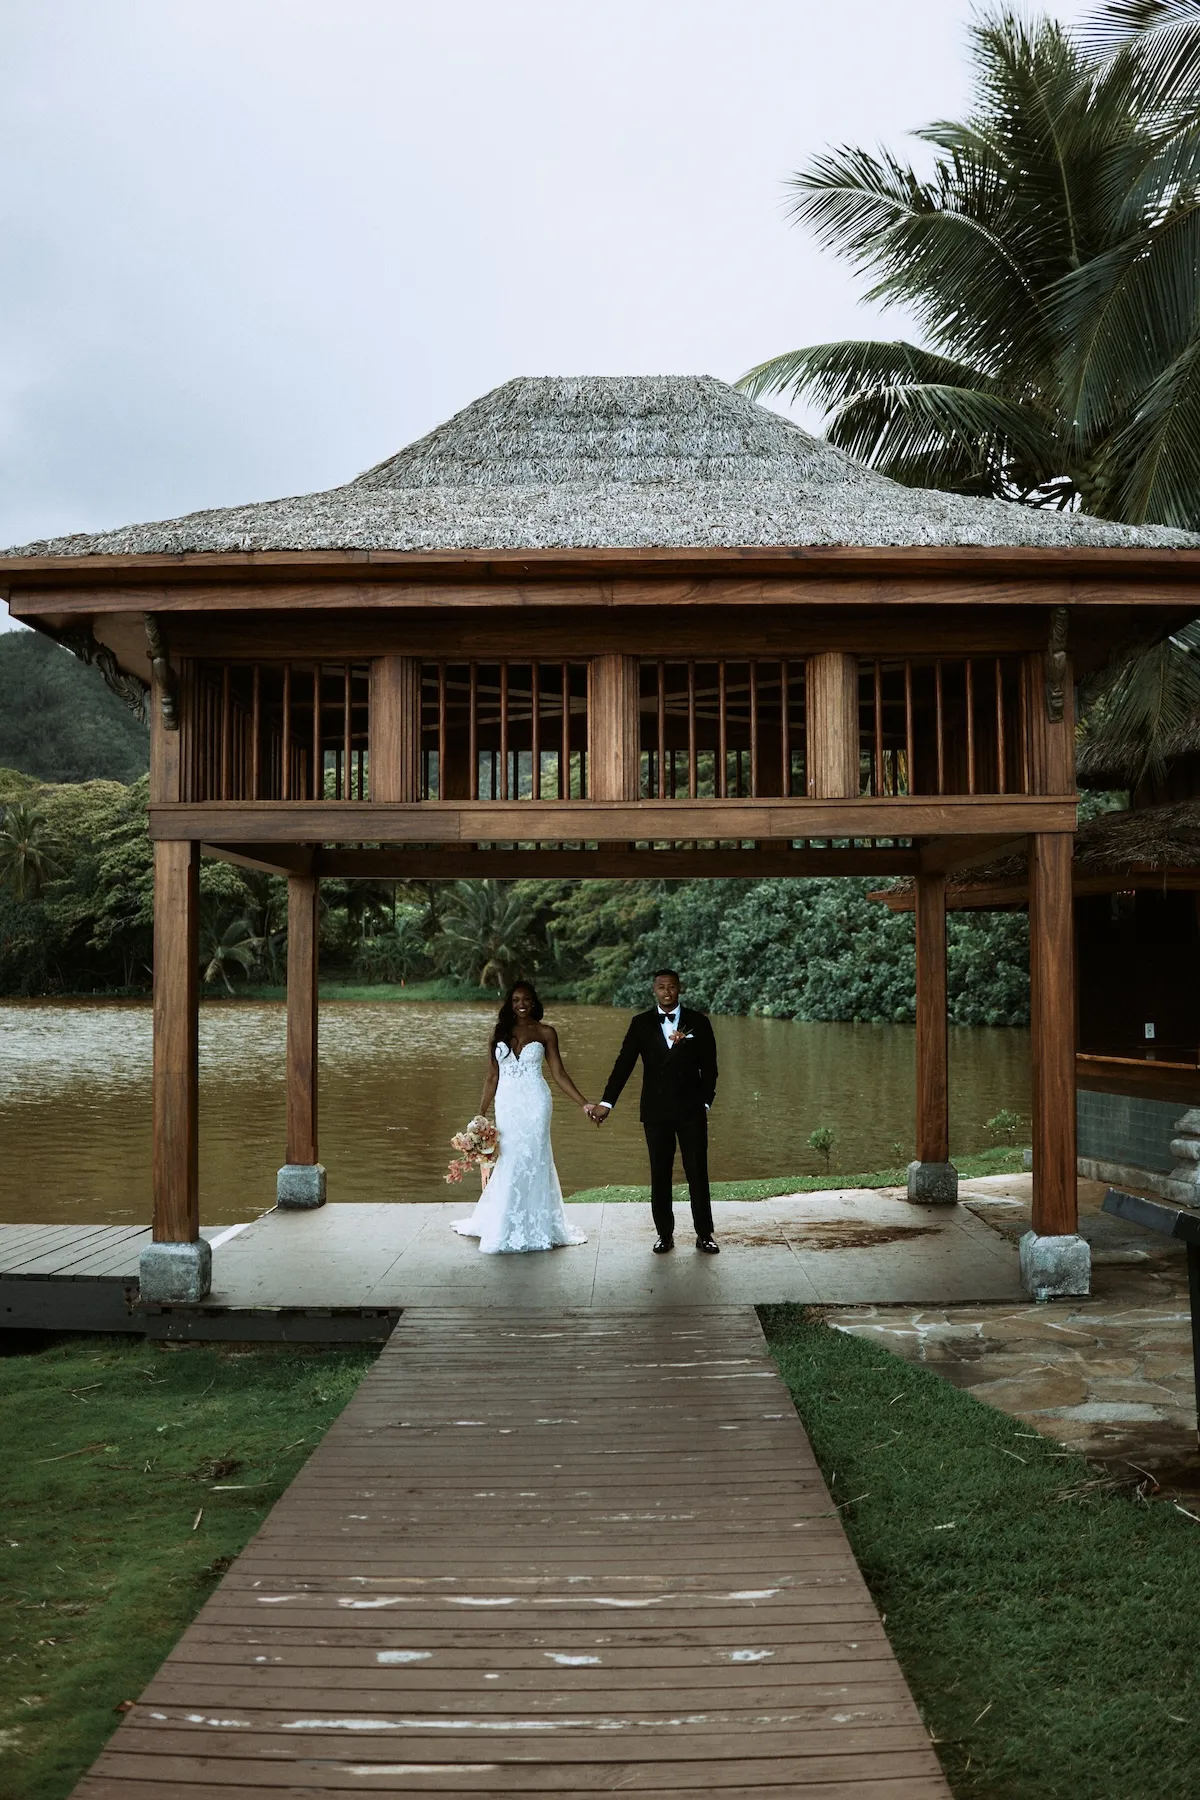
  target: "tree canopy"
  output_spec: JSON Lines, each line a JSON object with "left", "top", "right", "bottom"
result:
{"left": 0, "top": 630, "right": 149, "bottom": 785}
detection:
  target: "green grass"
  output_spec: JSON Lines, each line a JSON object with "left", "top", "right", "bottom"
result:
{"left": 758, "top": 1304, "right": 1200, "bottom": 1800}
{"left": 0, "top": 1336, "right": 377, "bottom": 1800}
{"left": 569, "top": 1143, "right": 1027, "bottom": 1204}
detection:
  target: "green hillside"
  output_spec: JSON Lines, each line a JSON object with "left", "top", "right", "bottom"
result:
{"left": 0, "top": 628, "right": 149, "bottom": 783}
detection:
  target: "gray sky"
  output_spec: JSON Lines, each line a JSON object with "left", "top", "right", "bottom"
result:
{"left": 1, "top": 0, "right": 1090, "bottom": 624}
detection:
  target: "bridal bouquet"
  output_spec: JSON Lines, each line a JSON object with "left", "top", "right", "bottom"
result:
{"left": 445, "top": 1115, "right": 500, "bottom": 1184}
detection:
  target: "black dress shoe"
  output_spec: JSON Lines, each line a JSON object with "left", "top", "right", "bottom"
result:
{"left": 695, "top": 1235, "right": 720, "bottom": 1254}
{"left": 652, "top": 1235, "right": 674, "bottom": 1254}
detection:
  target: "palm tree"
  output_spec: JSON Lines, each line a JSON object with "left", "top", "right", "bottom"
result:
{"left": 201, "top": 917, "right": 262, "bottom": 994}
{"left": 0, "top": 802, "right": 63, "bottom": 901}
{"left": 433, "top": 881, "right": 540, "bottom": 990}
{"left": 739, "top": 7, "right": 1200, "bottom": 528}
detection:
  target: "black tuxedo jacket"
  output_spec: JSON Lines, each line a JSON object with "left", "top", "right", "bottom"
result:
{"left": 601, "top": 1006, "right": 718, "bottom": 1125}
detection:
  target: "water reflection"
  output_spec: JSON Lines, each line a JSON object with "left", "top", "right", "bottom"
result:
{"left": 0, "top": 999, "right": 1030, "bottom": 1226}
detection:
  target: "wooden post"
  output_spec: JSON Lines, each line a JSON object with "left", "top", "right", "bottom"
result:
{"left": 805, "top": 652, "right": 860, "bottom": 798}
{"left": 277, "top": 871, "right": 326, "bottom": 1207}
{"left": 1029, "top": 833, "right": 1077, "bottom": 1236}
{"left": 151, "top": 840, "right": 199, "bottom": 1243}
{"left": 369, "top": 656, "right": 422, "bottom": 802}
{"left": 915, "top": 870, "right": 950, "bottom": 1165}
{"left": 588, "top": 655, "right": 640, "bottom": 801}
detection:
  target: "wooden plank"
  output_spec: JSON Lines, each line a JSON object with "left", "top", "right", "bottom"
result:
{"left": 285, "top": 873, "right": 319, "bottom": 1167}
{"left": 917, "top": 835, "right": 1025, "bottom": 876}
{"left": 4, "top": 1227, "right": 149, "bottom": 1278}
{"left": 75, "top": 1308, "right": 950, "bottom": 1800}
{"left": 1076, "top": 1053, "right": 1200, "bottom": 1106}
{"left": 0, "top": 1223, "right": 129, "bottom": 1270}
{"left": 313, "top": 847, "right": 920, "bottom": 879}
{"left": 152, "top": 841, "right": 199, "bottom": 1245}
{"left": 150, "top": 795, "right": 1078, "bottom": 845}
{"left": 1030, "top": 832, "right": 1078, "bottom": 1236}
{"left": 804, "top": 653, "right": 859, "bottom": 799}
{"left": 914, "top": 872, "right": 949, "bottom": 1166}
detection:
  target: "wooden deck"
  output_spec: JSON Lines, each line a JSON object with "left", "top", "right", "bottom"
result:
{"left": 1, "top": 1194, "right": 1022, "bottom": 1339}
{"left": 73, "top": 1306, "right": 951, "bottom": 1798}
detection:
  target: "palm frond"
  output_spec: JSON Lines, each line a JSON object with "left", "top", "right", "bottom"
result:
{"left": 1079, "top": 630, "right": 1200, "bottom": 783}
{"left": 1109, "top": 333, "right": 1200, "bottom": 524}
{"left": 1078, "top": 1, "right": 1200, "bottom": 119}
{"left": 1053, "top": 199, "right": 1200, "bottom": 440}
{"left": 738, "top": 339, "right": 999, "bottom": 408}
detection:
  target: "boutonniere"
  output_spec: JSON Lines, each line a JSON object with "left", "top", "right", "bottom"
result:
{"left": 669, "top": 1029, "right": 693, "bottom": 1045}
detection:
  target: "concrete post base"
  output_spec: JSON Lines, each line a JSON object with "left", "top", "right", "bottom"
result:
{"left": 139, "top": 1238, "right": 212, "bottom": 1302}
{"left": 1163, "top": 1108, "right": 1200, "bottom": 1205}
{"left": 277, "top": 1163, "right": 327, "bottom": 1209}
{"left": 1019, "top": 1229, "right": 1091, "bottom": 1301}
{"left": 906, "top": 1160, "right": 959, "bottom": 1204}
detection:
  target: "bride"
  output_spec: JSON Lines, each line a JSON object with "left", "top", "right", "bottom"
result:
{"left": 451, "top": 982, "right": 591, "bottom": 1254}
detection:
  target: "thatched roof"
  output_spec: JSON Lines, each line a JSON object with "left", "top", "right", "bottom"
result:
{"left": 883, "top": 799, "right": 1200, "bottom": 909}
{"left": 8, "top": 376, "right": 1200, "bottom": 558}
{"left": 1077, "top": 718, "right": 1200, "bottom": 789}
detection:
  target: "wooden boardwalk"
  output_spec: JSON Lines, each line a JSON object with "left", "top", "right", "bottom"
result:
{"left": 74, "top": 1306, "right": 950, "bottom": 1798}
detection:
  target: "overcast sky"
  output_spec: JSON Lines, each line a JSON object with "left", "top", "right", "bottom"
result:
{"left": 1, "top": 0, "right": 1092, "bottom": 624}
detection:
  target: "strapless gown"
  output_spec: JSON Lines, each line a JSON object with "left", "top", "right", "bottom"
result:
{"left": 451, "top": 1041, "right": 588, "bottom": 1254}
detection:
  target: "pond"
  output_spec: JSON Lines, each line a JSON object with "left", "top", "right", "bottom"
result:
{"left": 0, "top": 999, "right": 1031, "bottom": 1227}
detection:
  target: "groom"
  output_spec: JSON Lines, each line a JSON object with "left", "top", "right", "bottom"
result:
{"left": 589, "top": 970, "right": 719, "bottom": 1255}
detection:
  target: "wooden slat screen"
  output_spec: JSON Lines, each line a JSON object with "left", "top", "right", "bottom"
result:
{"left": 182, "top": 661, "right": 370, "bottom": 801}
{"left": 420, "top": 661, "right": 589, "bottom": 800}
{"left": 858, "top": 656, "right": 1028, "bottom": 797}
{"left": 638, "top": 660, "right": 806, "bottom": 799}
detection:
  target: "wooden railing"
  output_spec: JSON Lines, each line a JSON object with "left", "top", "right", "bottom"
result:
{"left": 182, "top": 661, "right": 370, "bottom": 802}
{"left": 178, "top": 652, "right": 1033, "bottom": 807}
{"left": 858, "top": 656, "right": 1029, "bottom": 797}
{"left": 419, "top": 661, "right": 590, "bottom": 800}
{"left": 637, "top": 659, "right": 806, "bottom": 799}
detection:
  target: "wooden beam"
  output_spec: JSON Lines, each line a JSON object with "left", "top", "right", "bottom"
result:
{"left": 587, "top": 655, "right": 640, "bottom": 801}
{"left": 150, "top": 793, "right": 1078, "bottom": 844}
{"left": 1077, "top": 1052, "right": 1200, "bottom": 1107}
{"left": 148, "top": 649, "right": 180, "bottom": 806}
{"left": 286, "top": 873, "right": 320, "bottom": 1168}
{"left": 1025, "top": 646, "right": 1076, "bottom": 795}
{"left": 152, "top": 841, "right": 199, "bottom": 1244}
{"left": 368, "top": 656, "right": 421, "bottom": 802}
{"left": 200, "top": 843, "right": 315, "bottom": 876}
{"left": 805, "top": 652, "right": 860, "bottom": 798}
{"left": 1030, "top": 832, "right": 1078, "bottom": 1236}
{"left": 914, "top": 871, "right": 950, "bottom": 1166}
{"left": 316, "top": 846, "right": 920, "bottom": 880}
{"left": 918, "top": 835, "right": 1027, "bottom": 876}
{"left": 7, "top": 540, "right": 1200, "bottom": 583}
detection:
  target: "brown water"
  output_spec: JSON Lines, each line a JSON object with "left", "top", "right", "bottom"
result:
{"left": 0, "top": 999, "right": 1031, "bottom": 1227}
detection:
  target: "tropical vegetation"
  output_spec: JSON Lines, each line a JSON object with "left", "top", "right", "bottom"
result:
{"left": 0, "top": 769, "right": 1030, "bottom": 1022}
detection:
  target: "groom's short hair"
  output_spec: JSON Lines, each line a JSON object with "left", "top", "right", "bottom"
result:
{"left": 652, "top": 968, "right": 681, "bottom": 983}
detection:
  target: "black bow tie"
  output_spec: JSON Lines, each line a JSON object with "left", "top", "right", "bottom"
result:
{"left": 659, "top": 1010, "right": 678, "bottom": 1021}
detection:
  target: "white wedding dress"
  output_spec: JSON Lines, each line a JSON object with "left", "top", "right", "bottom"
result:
{"left": 451, "top": 1041, "right": 588, "bottom": 1254}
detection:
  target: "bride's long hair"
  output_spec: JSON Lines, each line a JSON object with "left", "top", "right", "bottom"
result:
{"left": 491, "top": 981, "right": 544, "bottom": 1057}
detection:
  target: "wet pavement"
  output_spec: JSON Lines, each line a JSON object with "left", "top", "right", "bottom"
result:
{"left": 823, "top": 1174, "right": 1199, "bottom": 1500}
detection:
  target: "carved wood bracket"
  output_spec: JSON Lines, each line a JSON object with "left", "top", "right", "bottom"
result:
{"left": 54, "top": 623, "right": 148, "bottom": 723}
{"left": 1045, "top": 604, "right": 1068, "bottom": 721}
{"left": 143, "top": 612, "right": 179, "bottom": 730}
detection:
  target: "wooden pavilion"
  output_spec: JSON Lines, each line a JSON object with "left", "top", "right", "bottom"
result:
{"left": 3, "top": 374, "right": 1199, "bottom": 1302}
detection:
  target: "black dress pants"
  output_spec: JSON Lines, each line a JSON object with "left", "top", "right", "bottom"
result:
{"left": 643, "top": 1114, "right": 713, "bottom": 1240}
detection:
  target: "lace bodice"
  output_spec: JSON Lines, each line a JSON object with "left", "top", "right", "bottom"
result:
{"left": 496, "top": 1040, "right": 547, "bottom": 1080}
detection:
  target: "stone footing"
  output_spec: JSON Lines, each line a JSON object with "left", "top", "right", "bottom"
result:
{"left": 1019, "top": 1229, "right": 1091, "bottom": 1301}
{"left": 905, "top": 1160, "right": 959, "bottom": 1204}
{"left": 277, "top": 1163, "right": 327, "bottom": 1209}
{"left": 139, "top": 1238, "right": 212, "bottom": 1302}
{"left": 1163, "top": 1107, "right": 1200, "bottom": 1205}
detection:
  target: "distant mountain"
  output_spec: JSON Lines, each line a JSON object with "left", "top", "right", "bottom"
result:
{"left": 0, "top": 628, "right": 149, "bottom": 784}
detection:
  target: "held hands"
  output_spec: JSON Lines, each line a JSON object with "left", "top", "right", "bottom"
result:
{"left": 583, "top": 1102, "right": 609, "bottom": 1126}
